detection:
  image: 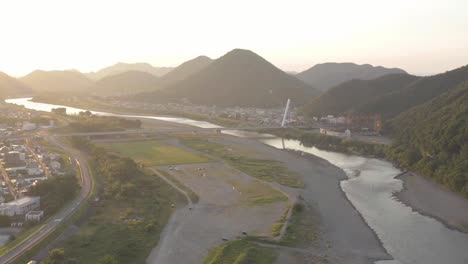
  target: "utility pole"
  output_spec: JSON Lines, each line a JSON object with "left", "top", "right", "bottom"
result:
{"left": 281, "top": 99, "right": 291, "bottom": 127}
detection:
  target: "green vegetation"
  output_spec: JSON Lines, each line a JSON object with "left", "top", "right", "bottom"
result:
{"left": 387, "top": 82, "right": 468, "bottom": 197}
{"left": 28, "top": 175, "right": 79, "bottom": 215}
{"left": 97, "top": 140, "right": 210, "bottom": 166}
{"left": 280, "top": 202, "right": 319, "bottom": 247}
{"left": 271, "top": 204, "right": 290, "bottom": 237}
{"left": 182, "top": 138, "right": 303, "bottom": 188}
{"left": 54, "top": 138, "right": 184, "bottom": 263}
{"left": 203, "top": 240, "right": 277, "bottom": 264}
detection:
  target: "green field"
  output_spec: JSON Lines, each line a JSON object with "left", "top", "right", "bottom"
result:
{"left": 97, "top": 140, "right": 210, "bottom": 166}
{"left": 181, "top": 138, "right": 304, "bottom": 188}
{"left": 53, "top": 168, "right": 184, "bottom": 264}
{"left": 280, "top": 202, "right": 320, "bottom": 247}
{"left": 204, "top": 240, "right": 277, "bottom": 264}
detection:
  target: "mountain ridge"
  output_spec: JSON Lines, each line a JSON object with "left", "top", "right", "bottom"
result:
{"left": 297, "top": 62, "right": 407, "bottom": 91}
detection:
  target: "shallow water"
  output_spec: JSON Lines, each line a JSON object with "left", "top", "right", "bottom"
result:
{"left": 262, "top": 138, "right": 468, "bottom": 264}
{"left": 7, "top": 98, "right": 468, "bottom": 264}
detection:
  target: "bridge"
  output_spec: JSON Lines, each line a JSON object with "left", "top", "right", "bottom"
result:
{"left": 0, "top": 125, "right": 317, "bottom": 141}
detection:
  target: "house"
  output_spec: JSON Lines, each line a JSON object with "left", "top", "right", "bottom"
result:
{"left": 0, "top": 196, "right": 40, "bottom": 216}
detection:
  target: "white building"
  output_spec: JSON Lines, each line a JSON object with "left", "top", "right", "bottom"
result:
{"left": 25, "top": 210, "right": 44, "bottom": 222}
{"left": 0, "top": 196, "right": 40, "bottom": 216}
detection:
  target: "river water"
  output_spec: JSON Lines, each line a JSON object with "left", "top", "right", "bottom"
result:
{"left": 5, "top": 98, "right": 468, "bottom": 264}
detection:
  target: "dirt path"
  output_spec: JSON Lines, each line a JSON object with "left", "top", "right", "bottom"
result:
{"left": 149, "top": 168, "right": 193, "bottom": 207}
{"left": 146, "top": 162, "right": 289, "bottom": 264}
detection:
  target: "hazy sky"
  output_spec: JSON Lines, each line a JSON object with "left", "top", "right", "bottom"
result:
{"left": 1, "top": 0, "right": 467, "bottom": 77}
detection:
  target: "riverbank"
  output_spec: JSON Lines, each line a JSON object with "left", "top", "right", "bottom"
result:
{"left": 395, "top": 172, "right": 468, "bottom": 233}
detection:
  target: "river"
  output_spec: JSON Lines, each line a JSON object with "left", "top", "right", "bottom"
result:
{"left": 5, "top": 98, "right": 468, "bottom": 264}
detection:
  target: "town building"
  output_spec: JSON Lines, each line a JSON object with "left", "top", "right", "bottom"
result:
{"left": 0, "top": 196, "right": 40, "bottom": 216}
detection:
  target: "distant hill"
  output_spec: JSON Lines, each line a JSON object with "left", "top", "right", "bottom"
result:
{"left": 357, "top": 65, "right": 468, "bottom": 117}
{"left": 0, "top": 71, "right": 32, "bottom": 98}
{"left": 304, "top": 64, "right": 468, "bottom": 119}
{"left": 86, "top": 62, "right": 173, "bottom": 80}
{"left": 20, "top": 70, "right": 93, "bottom": 93}
{"left": 141, "top": 49, "right": 318, "bottom": 107}
{"left": 304, "top": 73, "right": 420, "bottom": 116}
{"left": 297, "top": 62, "right": 407, "bottom": 91}
{"left": 387, "top": 81, "right": 468, "bottom": 197}
{"left": 94, "top": 71, "right": 160, "bottom": 95}
{"left": 159, "top": 56, "right": 212, "bottom": 86}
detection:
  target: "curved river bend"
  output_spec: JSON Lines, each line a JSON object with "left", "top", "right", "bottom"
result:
{"left": 6, "top": 98, "right": 468, "bottom": 264}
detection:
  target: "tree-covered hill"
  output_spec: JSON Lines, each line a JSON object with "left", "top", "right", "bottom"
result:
{"left": 303, "top": 73, "right": 419, "bottom": 116}
{"left": 0, "top": 71, "right": 32, "bottom": 98}
{"left": 94, "top": 70, "right": 160, "bottom": 95}
{"left": 357, "top": 65, "right": 468, "bottom": 118}
{"left": 303, "top": 64, "right": 468, "bottom": 119}
{"left": 134, "top": 49, "right": 318, "bottom": 107}
{"left": 296, "top": 62, "right": 406, "bottom": 91}
{"left": 387, "top": 82, "right": 468, "bottom": 197}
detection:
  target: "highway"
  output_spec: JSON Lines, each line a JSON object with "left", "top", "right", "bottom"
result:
{"left": 0, "top": 137, "right": 93, "bottom": 264}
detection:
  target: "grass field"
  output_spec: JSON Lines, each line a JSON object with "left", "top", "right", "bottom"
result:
{"left": 280, "top": 202, "right": 320, "bottom": 247}
{"left": 181, "top": 138, "right": 304, "bottom": 188}
{"left": 55, "top": 168, "right": 184, "bottom": 264}
{"left": 97, "top": 140, "right": 210, "bottom": 166}
{"left": 203, "top": 239, "right": 277, "bottom": 264}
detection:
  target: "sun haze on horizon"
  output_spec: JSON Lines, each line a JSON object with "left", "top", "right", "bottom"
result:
{"left": 1, "top": 0, "right": 467, "bottom": 77}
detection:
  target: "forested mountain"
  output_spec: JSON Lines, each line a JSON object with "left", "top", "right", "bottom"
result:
{"left": 304, "top": 64, "right": 468, "bottom": 119}
{"left": 296, "top": 62, "right": 406, "bottom": 91}
{"left": 94, "top": 71, "right": 160, "bottom": 95}
{"left": 159, "top": 56, "right": 212, "bottom": 86}
{"left": 387, "top": 82, "right": 468, "bottom": 197}
{"left": 20, "top": 70, "right": 93, "bottom": 93}
{"left": 0, "top": 71, "right": 32, "bottom": 98}
{"left": 138, "top": 49, "right": 318, "bottom": 107}
{"left": 304, "top": 73, "right": 419, "bottom": 116}
{"left": 357, "top": 65, "right": 468, "bottom": 117}
{"left": 86, "top": 62, "right": 173, "bottom": 80}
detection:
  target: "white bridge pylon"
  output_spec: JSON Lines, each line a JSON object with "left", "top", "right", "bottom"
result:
{"left": 281, "top": 98, "right": 291, "bottom": 127}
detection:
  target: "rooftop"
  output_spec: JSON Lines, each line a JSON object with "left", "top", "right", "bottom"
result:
{"left": 0, "top": 196, "right": 40, "bottom": 207}
{"left": 26, "top": 210, "right": 43, "bottom": 215}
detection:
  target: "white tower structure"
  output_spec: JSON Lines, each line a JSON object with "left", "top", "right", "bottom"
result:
{"left": 281, "top": 99, "right": 291, "bottom": 127}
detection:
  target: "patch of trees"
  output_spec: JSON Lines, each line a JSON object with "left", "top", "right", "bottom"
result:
{"left": 68, "top": 114, "right": 141, "bottom": 132}
{"left": 0, "top": 215, "right": 11, "bottom": 227}
{"left": 28, "top": 175, "right": 79, "bottom": 215}
{"left": 70, "top": 137, "right": 141, "bottom": 199}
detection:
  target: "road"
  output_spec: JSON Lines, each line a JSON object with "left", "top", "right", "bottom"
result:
{"left": 0, "top": 137, "right": 93, "bottom": 264}
{"left": 0, "top": 125, "right": 314, "bottom": 141}
{"left": 0, "top": 163, "right": 17, "bottom": 199}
